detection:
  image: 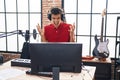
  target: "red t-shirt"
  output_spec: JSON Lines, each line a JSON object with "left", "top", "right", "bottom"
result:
{"left": 44, "top": 22, "right": 71, "bottom": 42}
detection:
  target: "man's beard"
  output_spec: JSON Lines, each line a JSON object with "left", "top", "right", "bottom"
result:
{"left": 54, "top": 21, "right": 60, "bottom": 27}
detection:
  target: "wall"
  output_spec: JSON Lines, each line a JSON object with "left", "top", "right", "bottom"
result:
{"left": 42, "top": 0, "right": 62, "bottom": 27}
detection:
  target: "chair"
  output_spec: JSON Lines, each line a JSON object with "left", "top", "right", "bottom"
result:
{"left": 114, "top": 16, "right": 120, "bottom": 80}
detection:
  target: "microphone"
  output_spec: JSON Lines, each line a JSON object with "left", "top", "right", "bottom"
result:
{"left": 33, "top": 29, "right": 37, "bottom": 39}
{"left": 25, "top": 30, "right": 30, "bottom": 42}
{"left": 18, "top": 29, "right": 37, "bottom": 41}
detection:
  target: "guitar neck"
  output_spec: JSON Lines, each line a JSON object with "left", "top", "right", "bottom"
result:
{"left": 100, "top": 17, "right": 104, "bottom": 42}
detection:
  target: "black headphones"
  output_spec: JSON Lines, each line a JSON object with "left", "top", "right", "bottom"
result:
{"left": 47, "top": 7, "right": 65, "bottom": 21}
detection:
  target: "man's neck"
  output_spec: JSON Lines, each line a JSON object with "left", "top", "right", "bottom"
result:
{"left": 54, "top": 22, "right": 62, "bottom": 28}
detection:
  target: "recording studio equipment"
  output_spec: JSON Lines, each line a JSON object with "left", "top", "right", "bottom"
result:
{"left": 0, "top": 29, "right": 37, "bottom": 59}
{"left": 47, "top": 7, "right": 65, "bottom": 21}
{"left": 26, "top": 70, "right": 53, "bottom": 77}
{"left": 25, "top": 30, "right": 30, "bottom": 42}
{"left": 18, "top": 30, "right": 24, "bottom": 36}
{"left": 0, "top": 30, "right": 21, "bottom": 38}
{"left": 27, "top": 43, "right": 82, "bottom": 79}
{"left": 19, "top": 29, "right": 37, "bottom": 59}
{"left": 26, "top": 43, "right": 82, "bottom": 80}
{"left": 19, "top": 29, "right": 37, "bottom": 41}
{"left": 11, "top": 58, "right": 31, "bottom": 67}
{"left": 114, "top": 16, "right": 120, "bottom": 80}
{"left": 0, "top": 29, "right": 37, "bottom": 40}
{"left": 21, "top": 42, "right": 30, "bottom": 59}
{"left": 33, "top": 29, "right": 37, "bottom": 39}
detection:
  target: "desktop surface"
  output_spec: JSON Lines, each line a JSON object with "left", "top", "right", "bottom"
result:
{"left": 0, "top": 60, "right": 96, "bottom": 80}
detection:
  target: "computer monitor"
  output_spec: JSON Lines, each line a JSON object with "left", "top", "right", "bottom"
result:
{"left": 28, "top": 42, "right": 82, "bottom": 75}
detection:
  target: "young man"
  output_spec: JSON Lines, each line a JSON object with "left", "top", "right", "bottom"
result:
{"left": 36, "top": 7, "right": 75, "bottom": 42}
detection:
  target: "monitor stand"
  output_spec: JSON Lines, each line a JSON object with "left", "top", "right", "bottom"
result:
{"left": 26, "top": 67, "right": 60, "bottom": 80}
{"left": 52, "top": 67, "right": 59, "bottom": 80}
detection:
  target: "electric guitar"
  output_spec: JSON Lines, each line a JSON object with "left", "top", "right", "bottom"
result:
{"left": 92, "top": 9, "right": 109, "bottom": 58}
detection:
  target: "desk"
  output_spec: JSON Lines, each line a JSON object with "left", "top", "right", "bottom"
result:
{"left": 82, "top": 58, "right": 111, "bottom": 80}
{"left": 0, "top": 61, "right": 96, "bottom": 80}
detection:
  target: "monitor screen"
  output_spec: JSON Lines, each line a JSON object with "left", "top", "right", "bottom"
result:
{"left": 29, "top": 42, "right": 82, "bottom": 74}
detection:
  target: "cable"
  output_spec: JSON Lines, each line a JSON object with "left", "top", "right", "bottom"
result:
{"left": 81, "top": 63, "right": 94, "bottom": 80}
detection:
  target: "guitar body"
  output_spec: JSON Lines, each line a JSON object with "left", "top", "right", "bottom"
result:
{"left": 93, "top": 35, "right": 99, "bottom": 57}
{"left": 93, "top": 35, "right": 109, "bottom": 58}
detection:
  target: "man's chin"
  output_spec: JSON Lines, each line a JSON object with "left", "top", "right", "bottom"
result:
{"left": 54, "top": 23, "right": 59, "bottom": 26}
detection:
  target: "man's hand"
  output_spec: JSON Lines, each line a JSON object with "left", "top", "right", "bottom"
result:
{"left": 69, "top": 23, "right": 75, "bottom": 42}
{"left": 36, "top": 23, "right": 44, "bottom": 36}
{"left": 36, "top": 23, "right": 47, "bottom": 42}
{"left": 69, "top": 23, "right": 75, "bottom": 35}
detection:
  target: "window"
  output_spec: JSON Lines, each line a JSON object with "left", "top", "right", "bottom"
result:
{"left": 0, "top": 0, "right": 41, "bottom": 52}
{"left": 0, "top": 0, "right": 120, "bottom": 58}
{"left": 64, "top": 0, "right": 120, "bottom": 58}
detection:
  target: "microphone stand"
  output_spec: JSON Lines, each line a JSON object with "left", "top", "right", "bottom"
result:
{"left": 0, "top": 30, "right": 35, "bottom": 59}
{"left": 0, "top": 30, "right": 30, "bottom": 59}
{"left": 0, "top": 30, "right": 22, "bottom": 64}
{"left": 0, "top": 30, "right": 21, "bottom": 38}
{"left": 20, "top": 30, "right": 30, "bottom": 59}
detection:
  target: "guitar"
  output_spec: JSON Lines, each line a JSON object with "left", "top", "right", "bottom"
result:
{"left": 92, "top": 9, "right": 109, "bottom": 58}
